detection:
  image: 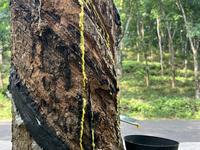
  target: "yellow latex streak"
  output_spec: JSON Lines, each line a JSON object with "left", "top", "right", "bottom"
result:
{"left": 90, "top": 97, "right": 95, "bottom": 150}
{"left": 116, "top": 93, "right": 120, "bottom": 149}
{"left": 79, "top": 98, "right": 86, "bottom": 150}
{"left": 92, "top": 129, "right": 95, "bottom": 150}
{"left": 78, "top": 0, "right": 87, "bottom": 88}
{"left": 83, "top": 0, "right": 110, "bottom": 49}
{"left": 133, "top": 123, "right": 140, "bottom": 131}
{"left": 78, "top": 1, "right": 87, "bottom": 150}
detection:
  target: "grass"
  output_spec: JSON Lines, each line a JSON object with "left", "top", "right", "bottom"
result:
{"left": 120, "top": 51, "right": 200, "bottom": 120}
{"left": 0, "top": 92, "right": 12, "bottom": 120}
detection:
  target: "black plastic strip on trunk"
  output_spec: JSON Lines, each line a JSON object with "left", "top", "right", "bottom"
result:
{"left": 8, "top": 62, "right": 71, "bottom": 150}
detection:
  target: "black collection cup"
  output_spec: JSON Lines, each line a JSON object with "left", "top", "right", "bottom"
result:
{"left": 124, "top": 135, "right": 179, "bottom": 150}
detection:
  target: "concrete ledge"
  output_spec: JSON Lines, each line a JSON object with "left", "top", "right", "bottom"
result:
{"left": 179, "top": 142, "right": 200, "bottom": 150}
{"left": 0, "top": 140, "right": 12, "bottom": 150}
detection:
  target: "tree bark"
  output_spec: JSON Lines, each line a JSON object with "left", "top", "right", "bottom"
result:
{"left": 151, "top": 49, "right": 153, "bottom": 62}
{"left": 177, "top": 0, "right": 199, "bottom": 100}
{"left": 9, "top": 0, "right": 124, "bottom": 150}
{"left": 168, "top": 35, "right": 171, "bottom": 65}
{"left": 193, "top": 37, "right": 199, "bottom": 100}
{"left": 136, "top": 6, "right": 140, "bottom": 62}
{"left": 161, "top": 29, "right": 166, "bottom": 54}
{"left": 137, "top": 42, "right": 140, "bottom": 62}
{"left": 145, "top": 51, "right": 149, "bottom": 87}
{"left": 115, "top": 0, "right": 130, "bottom": 79}
{"left": 149, "top": 26, "right": 154, "bottom": 62}
{"left": 156, "top": 15, "right": 164, "bottom": 76}
{"left": 168, "top": 28, "right": 176, "bottom": 88}
{"left": 185, "top": 36, "right": 188, "bottom": 78}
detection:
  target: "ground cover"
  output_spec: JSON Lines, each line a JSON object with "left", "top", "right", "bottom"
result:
{"left": 0, "top": 90, "right": 11, "bottom": 120}
{"left": 120, "top": 51, "right": 200, "bottom": 120}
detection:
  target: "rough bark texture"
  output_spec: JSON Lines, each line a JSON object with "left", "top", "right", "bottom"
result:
{"left": 9, "top": 0, "right": 123, "bottom": 149}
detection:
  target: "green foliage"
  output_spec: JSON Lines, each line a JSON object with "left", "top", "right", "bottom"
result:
{"left": 0, "top": 0, "right": 11, "bottom": 120}
{"left": 121, "top": 96, "right": 200, "bottom": 120}
{"left": 123, "top": 61, "right": 146, "bottom": 73}
{"left": 0, "top": 0, "right": 11, "bottom": 51}
{"left": 0, "top": 92, "right": 11, "bottom": 120}
{"left": 186, "top": 22, "right": 200, "bottom": 38}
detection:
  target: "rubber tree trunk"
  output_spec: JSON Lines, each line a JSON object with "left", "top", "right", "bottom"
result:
{"left": 149, "top": 26, "right": 153, "bottom": 63}
{"left": 192, "top": 38, "right": 199, "bottom": 100}
{"left": 161, "top": 29, "right": 166, "bottom": 54}
{"left": 151, "top": 49, "right": 153, "bottom": 62}
{"left": 136, "top": 16, "right": 140, "bottom": 62}
{"left": 168, "top": 31, "right": 175, "bottom": 88}
{"left": 159, "top": 1, "right": 176, "bottom": 88}
{"left": 168, "top": 35, "right": 171, "bottom": 65}
{"left": 177, "top": 0, "right": 199, "bottom": 100}
{"left": 141, "top": 23, "right": 149, "bottom": 87}
{"left": 184, "top": 37, "right": 188, "bottom": 78}
{"left": 145, "top": 51, "right": 149, "bottom": 87}
{"left": 9, "top": 0, "right": 124, "bottom": 150}
{"left": 156, "top": 15, "right": 163, "bottom": 76}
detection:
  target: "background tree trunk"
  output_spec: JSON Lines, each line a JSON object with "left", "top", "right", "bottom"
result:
{"left": 116, "top": 0, "right": 131, "bottom": 78}
{"left": 161, "top": 29, "right": 166, "bottom": 55}
{"left": 156, "top": 15, "right": 164, "bottom": 76}
{"left": 136, "top": 0, "right": 149, "bottom": 87}
{"left": 151, "top": 49, "right": 153, "bottom": 62}
{"left": 168, "top": 35, "right": 171, "bottom": 65}
{"left": 178, "top": 0, "right": 199, "bottom": 100}
{"left": 9, "top": 0, "right": 124, "bottom": 150}
{"left": 159, "top": 1, "right": 176, "bottom": 88}
{"left": 136, "top": 14, "right": 140, "bottom": 62}
{"left": 185, "top": 36, "right": 188, "bottom": 78}
{"left": 168, "top": 28, "right": 176, "bottom": 88}
{"left": 193, "top": 37, "right": 200, "bottom": 100}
